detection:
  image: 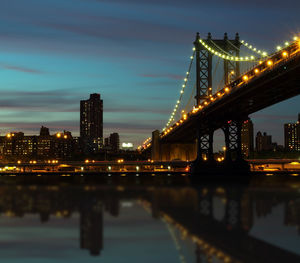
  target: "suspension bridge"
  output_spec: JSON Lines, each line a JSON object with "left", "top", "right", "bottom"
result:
{"left": 139, "top": 32, "right": 300, "bottom": 173}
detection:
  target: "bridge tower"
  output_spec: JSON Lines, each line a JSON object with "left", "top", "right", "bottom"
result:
{"left": 193, "top": 33, "right": 245, "bottom": 166}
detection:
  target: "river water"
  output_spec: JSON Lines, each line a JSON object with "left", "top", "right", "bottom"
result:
{"left": 0, "top": 175, "right": 299, "bottom": 262}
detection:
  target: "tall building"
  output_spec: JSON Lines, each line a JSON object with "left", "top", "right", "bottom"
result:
{"left": 241, "top": 119, "right": 254, "bottom": 157}
{"left": 109, "top": 133, "right": 119, "bottom": 152}
{"left": 255, "top": 131, "right": 273, "bottom": 152}
{"left": 284, "top": 114, "right": 300, "bottom": 151}
{"left": 104, "top": 133, "right": 120, "bottom": 152}
{"left": 80, "top": 94, "right": 103, "bottom": 152}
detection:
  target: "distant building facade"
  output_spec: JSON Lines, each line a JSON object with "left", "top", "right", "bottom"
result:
{"left": 104, "top": 133, "right": 120, "bottom": 152}
{"left": 284, "top": 114, "right": 300, "bottom": 151}
{"left": 255, "top": 131, "right": 273, "bottom": 152}
{"left": 80, "top": 94, "right": 103, "bottom": 153}
{"left": 0, "top": 127, "right": 76, "bottom": 160}
{"left": 241, "top": 119, "right": 254, "bottom": 157}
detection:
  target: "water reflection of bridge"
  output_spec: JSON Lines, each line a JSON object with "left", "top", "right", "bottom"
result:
{"left": 0, "top": 182, "right": 299, "bottom": 261}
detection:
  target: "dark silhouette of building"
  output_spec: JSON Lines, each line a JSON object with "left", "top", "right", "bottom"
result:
{"left": 284, "top": 114, "right": 300, "bottom": 151}
{"left": 256, "top": 131, "right": 273, "bottom": 152}
{"left": 38, "top": 126, "right": 52, "bottom": 158}
{"left": 52, "top": 131, "right": 74, "bottom": 159}
{"left": 40, "top": 126, "right": 50, "bottom": 136}
{"left": 109, "top": 133, "right": 119, "bottom": 152}
{"left": 80, "top": 94, "right": 103, "bottom": 153}
{"left": 104, "top": 133, "right": 120, "bottom": 152}
{"left": 241, "top": 119, "right": 254, "bottom": 157}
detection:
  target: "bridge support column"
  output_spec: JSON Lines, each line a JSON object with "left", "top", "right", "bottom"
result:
{"left": 196, "top": 128, "right": 214, "bottom": 163}
{"left": 151, "top": 130, "right": 161, "bottom": 161}
{"left": 223, "top": 120, "right": 243, "bottom": 163}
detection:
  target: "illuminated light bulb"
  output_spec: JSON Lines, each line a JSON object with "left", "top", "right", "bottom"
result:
{"left": 210, "top": 97, "right": 214, "bottom": 101}
{"left": 217, "top": 92, "right": 221, "bottom": 96}
{"left": 226, "top": 56, "right": 229, "bottom": 59}
{"left": 258, "top": 50, "right": 261, "bottom": 53}
{"left": 190, "top": 56, "right": 193, "bottom": 59}
{"left": 240, "top": 57, "right": 244, "bottom": 60}
{"left": 225, "top": 87, "right": 230, "bottom": 92}
{"left": 177, "top": 100, "right": 180, "bottom": 103}
{"left": 241, "top": 40, "right": 244, "bottom": 43}
{"left": 243, "top": 75, "right": 249, "bottom": 81}
{"left": 249, "top": 45, "right": 252, "bottom": 48}
{"left": 235, "top": 57, "right": 238, "bottom": 60}
{"left": 182, "top": 84, "right": 185, "bottom": 88}
{"left": 245, "top": 57, "right": 249, "bottom": 60}
{"left": 204, "top": 101, "right": 208, "bottom": 105}
{"left": 250, "top": 56, "right": 255, "bottom": 59}
{"left": 282, "top": 51, "right": 288, "bottom": 57}
{"left": 259, "top": 60, "right": 263, "bottom": 64}
{"left": 254, "top": 68, "right": 260, "bottom": 74}
{"left": 245, "top": 43, "right": 248, "bottom": 46}
{"left": 186, "top": 71, "right": 189, "bottom": 75}
{"left": 277, "top": 46, "right": 282, "bottom": 50}
{"left": 262, "top": 52, "right": 267, "bottom": 56}
{"left": 253, "top": 48, "right": 257, "bottom": 51}
{"left": 184, "top": 78, "right": 187, "bottom": 81}
{"left": 180, "top": 90, "right": 184, "bottom": 94}
{"left": 267, "top": 60, "right": 273, "bottom": 66}
{"left": 293, "top": 36, "right": 298, "bottom": 41}
{"left": 193, "top": 47, "right": 196, "bottom": 51}
{"left": 285, "top": 41, "right": 289, "bottom": 46}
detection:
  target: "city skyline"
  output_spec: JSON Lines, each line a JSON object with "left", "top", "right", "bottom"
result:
{"left": 1, "top": 0, "right": 300, "bottom": 147}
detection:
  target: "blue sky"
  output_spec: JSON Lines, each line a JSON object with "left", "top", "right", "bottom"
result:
{"left": 1, "top": 0, "right": 300, "bottom": 147}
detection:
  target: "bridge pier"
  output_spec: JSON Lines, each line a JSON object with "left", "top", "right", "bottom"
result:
{"left": 223, "top": 119, "right": 243, "bottom": 163}
{"left": 190, "top": 119, "right": 249, "bottom": 175}
{"left": 151, "top": 130, "right": 197, "bottom": 161}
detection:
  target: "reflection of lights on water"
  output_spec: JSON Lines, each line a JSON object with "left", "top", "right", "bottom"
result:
{"left": 121, "top": 202, "right": 133, "bottom": 207}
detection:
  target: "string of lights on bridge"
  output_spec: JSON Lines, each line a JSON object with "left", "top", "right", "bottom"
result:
{"left": 240, "top": 40, "right": 268, "bottom": 57}
{"left": 138, "top": 35, "right": 300, "bottom": 151}
{"left": 198, "top": 38, "right": 266, "bottom": 61}
{"left": 162, "top": 50, "right": 195, "bottom": 132}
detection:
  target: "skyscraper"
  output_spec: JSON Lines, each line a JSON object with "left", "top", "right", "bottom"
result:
{"left": 109, "top": 133, "right": 120, "bottom": 152}
{"left": 80, "top": 94, "right": 103, "bottom": 152}
{"left": 241, "top": 119, "right": 254, "bottom": 157}
{"left": 284, "top": 114, "right": 300, "bottom": 151}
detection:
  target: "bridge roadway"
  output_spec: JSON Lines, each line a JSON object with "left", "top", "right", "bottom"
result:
{"left": 161, "top": 41, "right": 300, "bottom": 143}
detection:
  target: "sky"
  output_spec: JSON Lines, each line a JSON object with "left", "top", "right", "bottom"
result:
{"left": 1, "top": 0, "right": 300, "bottom": 147}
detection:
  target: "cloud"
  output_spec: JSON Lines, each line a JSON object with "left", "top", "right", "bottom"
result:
{"left": 1, "top": 63, "right": 42, "bottom": 74}
{"left": 139, "top": 73, "right": 183, "bottom": 80}
{"left": 0, "top": 89, "right": 81, "bottom": 112}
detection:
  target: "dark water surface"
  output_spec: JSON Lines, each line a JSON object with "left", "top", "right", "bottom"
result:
{"left": 0, "top": 176, "right": 299, "bottom": 262}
